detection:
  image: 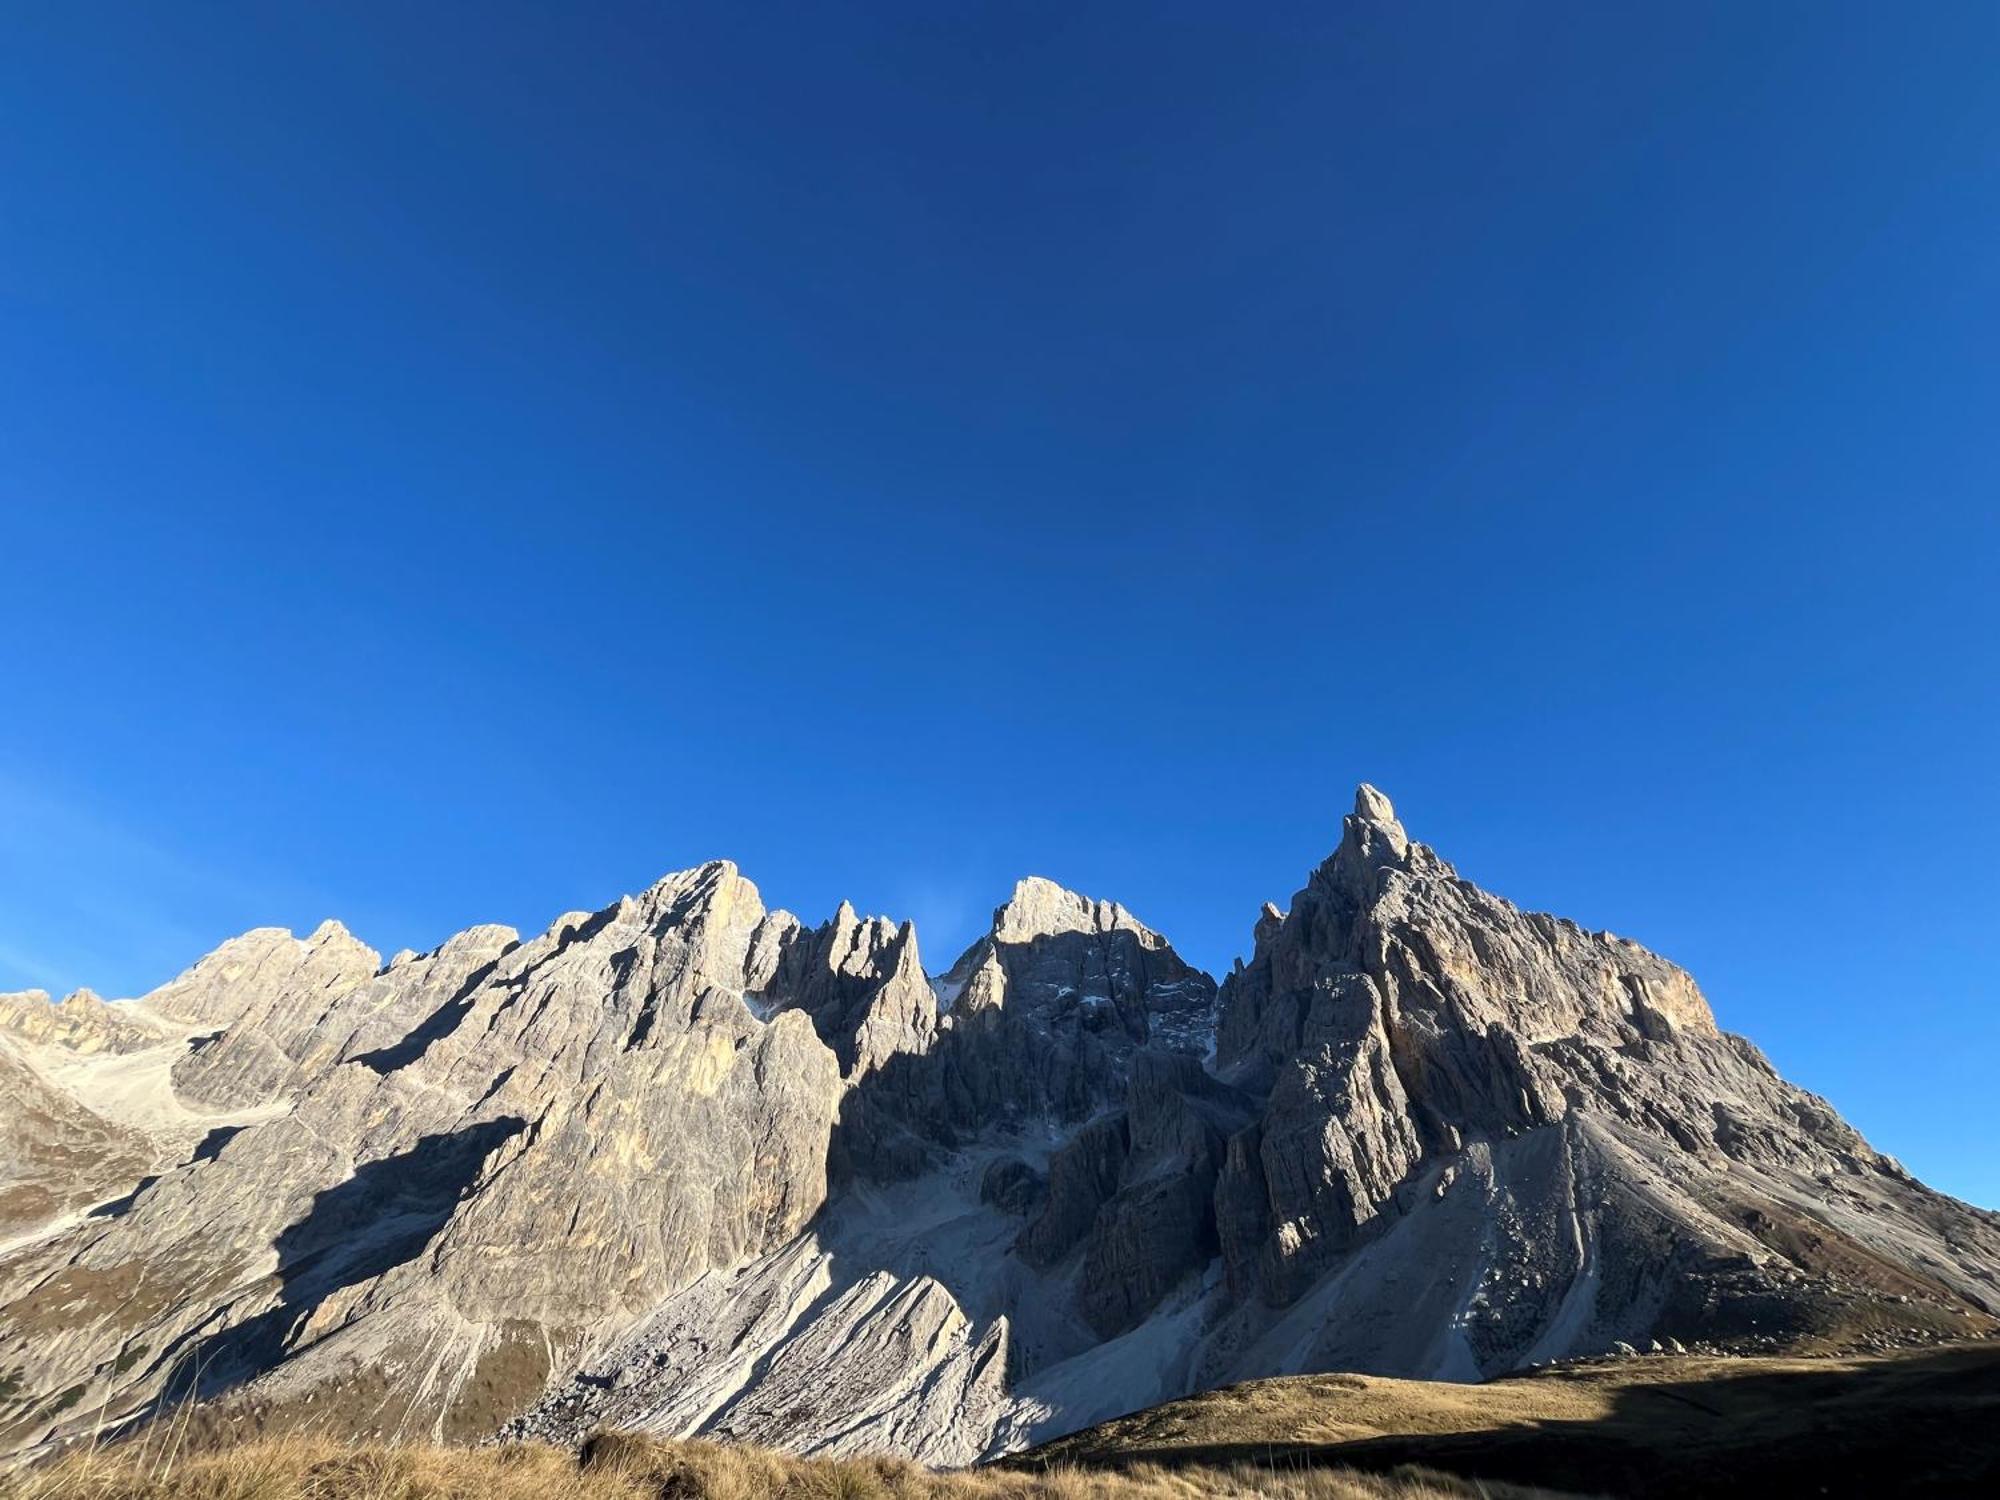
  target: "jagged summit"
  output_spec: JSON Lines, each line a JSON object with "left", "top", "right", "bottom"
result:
{"left": 1, "top": 787, "right": 1994, "bottom": 1467}
{"left": 1351, "top": 780, "right": 1400, "bottom": 828}
{"left": 991, "top": 875, "right": 1158, "bottom": 947}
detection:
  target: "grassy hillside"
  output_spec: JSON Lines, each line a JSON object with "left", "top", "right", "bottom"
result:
{"left": 0, "top": 1430, "right": 1566, "bottom": 1500}
{"left": 11, "top": 1343, "right": 1998, "bottom": 1497}
{"left": 1014, "top": 1342, "right": 2000, "bottom": 1498}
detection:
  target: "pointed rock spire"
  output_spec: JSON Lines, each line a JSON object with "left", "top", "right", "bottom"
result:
{"left": 1339, "top": 781, "right": 1410, "bottom": 865}
{"left": 1353, "top": 782, "right": 1399, "bottom": 828}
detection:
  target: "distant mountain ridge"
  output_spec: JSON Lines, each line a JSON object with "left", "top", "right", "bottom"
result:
{"left": 2, "top": 786, "right": 1995, "bottom": 1463}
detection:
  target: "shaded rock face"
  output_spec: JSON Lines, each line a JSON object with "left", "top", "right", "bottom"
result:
{"left": 3, "top": 788, "right": 1997, "bottom": 1467}
{"left": 766, "top": 903, "right": 937, "bottom": 1081}
{"left": 815, "top": 878, "right": 1219, "bottom": 1185}
{"left": 932, "top": 878, "right": 1217, "bottom": 1122}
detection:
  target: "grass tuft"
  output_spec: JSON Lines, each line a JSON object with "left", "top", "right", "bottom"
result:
{"left": 0, "top": 1429, "right": 1572, "bottom": 1500}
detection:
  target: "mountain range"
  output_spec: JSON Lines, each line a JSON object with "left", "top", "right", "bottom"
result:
{"left": 2, "top": 785, "right": 1995, "bottom": 1464}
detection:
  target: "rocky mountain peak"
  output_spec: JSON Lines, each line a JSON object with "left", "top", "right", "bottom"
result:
{"left": 635, "top": 857, "right": 763, "bottom": 926}
{"left": 1331, "top": 780, "right": 1415, "bottom": 879}
{"left": 0, "top": 983, "right": 167, "bottom": 1056}
{"left": 1351, "top": 781, "right": 1401, "bottom": 830}
{"left": 2, "top": 788, "right": 1994, "bottom": 1469}
{"left": 991, "top": 876, "right": 1148, "bottom": 947}
{"left": 431, "top": 922, "right": 523, "bottom": 961}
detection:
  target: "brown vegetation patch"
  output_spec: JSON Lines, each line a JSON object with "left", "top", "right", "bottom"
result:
{"left": 1732, "top": 1197, "right": 1975, "bottom": 1307}
{"left": 442, "top": 1324, "right": 555, "bottom": 1443}
{"left": 0, "top": 1187, "right": 62, "bottom": 1239}
{"left": 0, "top": 1264, "right": 183, "bottom": 1340}
{"left": 164, "top": 1367, "right": 406, "bottom": 1451}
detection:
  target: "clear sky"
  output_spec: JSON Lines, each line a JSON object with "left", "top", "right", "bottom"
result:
{"left": 2, "top": 5, "right": 1995, "bottom": 1205}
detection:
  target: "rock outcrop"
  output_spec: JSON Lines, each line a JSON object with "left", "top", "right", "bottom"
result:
{"left": 1, "top": 787, "right": 1995, "bottom": 1465}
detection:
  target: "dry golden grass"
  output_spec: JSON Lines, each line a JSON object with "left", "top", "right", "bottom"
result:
{"left": 0, "top": 1429, "right": 1570, "bottom": 1500}
{"left": 1016, "top": 1342, "right": 2000, "bottom": 1498}
{"left": 11, "top": 1345, "right": 1993, "bottom": 1497}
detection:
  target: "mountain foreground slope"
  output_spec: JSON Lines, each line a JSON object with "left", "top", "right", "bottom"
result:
{"left": 2, "top": 787, "right": 1995, "bottom": 1465}
{"left": 1016, "top": 1341, "right": 2000, "bottom": 1498}
{"left": 0, "top": 1429, "right": 1572, "bottom": 1500}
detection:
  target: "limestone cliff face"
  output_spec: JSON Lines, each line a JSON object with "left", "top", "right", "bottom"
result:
{"left": 933, "top": 877, "right": 1216, "bottom": 1125}
{"left": 2, "top": 790, "right": 1995, "bottom": 1464}
{"left": 1197, "top": 788, "right": 1997, "bottom": 1380}
{"left": 0, "top": 863, "right": 845, "bottom": 1452}
{"left": 1211, "top": 785, "right": 1738, "bottom": 1302}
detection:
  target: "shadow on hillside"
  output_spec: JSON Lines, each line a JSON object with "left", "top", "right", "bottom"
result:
{"left": 158, "top": 1116, "right": 526, "bottom": 1402}
{"left": 1014, "top": 1343, "right": 2000, "bottom": 1499}
{"left": 88, "top": 1175, "right": 161, "bottom": 1220}
{"left": 350, "top": 956, "right": 513, "bottom": 1074}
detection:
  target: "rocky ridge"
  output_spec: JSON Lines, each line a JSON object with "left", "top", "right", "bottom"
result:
{"left": 1, "top": 787, "right": 1995, "bottom": 1464}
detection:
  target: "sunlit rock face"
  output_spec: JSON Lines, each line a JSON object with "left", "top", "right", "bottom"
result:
{"left": 3, "top": 789, "right": 1995, "bottom": 1464}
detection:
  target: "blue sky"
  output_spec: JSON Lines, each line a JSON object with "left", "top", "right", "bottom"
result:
{"left": 2, "top": 5, "right": 1995, "bottom": 1205}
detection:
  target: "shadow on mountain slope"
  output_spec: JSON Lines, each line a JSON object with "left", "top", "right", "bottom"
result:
{"left": 161, "top": 1116, "right": 526, "bottom": 1400}
{"left": 349, "top": 956, "right": 512, "bottom": 1074}
{"left": 1009, "top": 1342, "right": 2000, "bottom": 1498}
